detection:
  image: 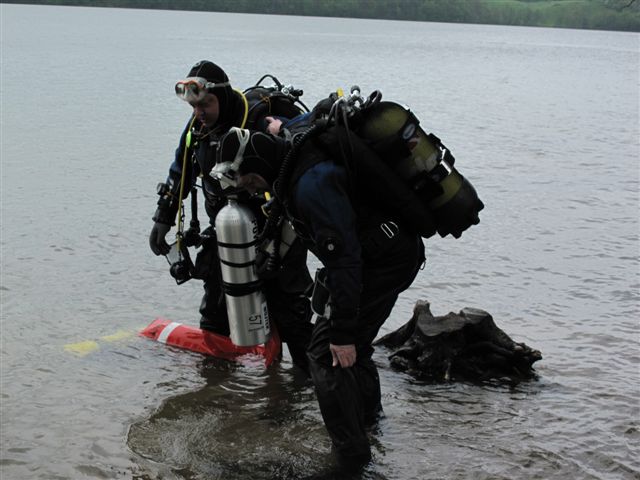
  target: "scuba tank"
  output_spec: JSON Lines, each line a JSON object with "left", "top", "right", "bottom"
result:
{"left": 215, "top": 199, "right": 271, "bottom": 346}
{"left": 256, "top": 218, "right": 299, "bottom": 278}
{"left": 243, "top": 74, "right": 309, "bottom": 132}
{"left": 356, "top": 100, "right": 484, "bottom": 239}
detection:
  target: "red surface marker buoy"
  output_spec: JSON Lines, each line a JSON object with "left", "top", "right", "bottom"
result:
{"left": 140, "top": 318, "right": 281, "bottom": 367}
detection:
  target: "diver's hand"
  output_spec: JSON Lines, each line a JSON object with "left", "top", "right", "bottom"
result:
{"left": 149, "top": 222, "right": 171, "bottom": 256}
{"left": 265, "top": 116, "right": 283, "bottom": 135}
{"left": 330, "top": 343, "right": 356, "bottom": 368}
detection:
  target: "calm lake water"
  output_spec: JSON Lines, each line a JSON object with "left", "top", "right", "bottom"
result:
{"left": 1, "top": 4, "right": 639, "bottom": 480}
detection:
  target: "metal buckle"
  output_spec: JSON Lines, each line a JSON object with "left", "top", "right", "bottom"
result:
{"left": 380, "top": 221, "right": 399, "bottom": 239}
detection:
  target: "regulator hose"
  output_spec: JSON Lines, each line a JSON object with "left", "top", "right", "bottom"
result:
{"left": 257, "top": 122, "right": 324, "bottom": 254}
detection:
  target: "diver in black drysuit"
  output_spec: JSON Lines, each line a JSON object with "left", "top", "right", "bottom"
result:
{"left": 215, "top": 116, "right": 426, "bottom": 469}
{"left": 148, "top": 60, "right": 313, "bottom": 372}
{"left": 291, "top": 128, "right": 425, "bottom": 468}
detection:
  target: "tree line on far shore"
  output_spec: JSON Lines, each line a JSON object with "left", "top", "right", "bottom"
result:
{"left": 4, "top": 0, "right": 639, "bottom": 32}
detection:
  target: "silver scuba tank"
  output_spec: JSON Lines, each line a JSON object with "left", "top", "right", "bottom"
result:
{"left": 215, "top": 199, "right": 271, "bottom": 346}
{"left": 259, "top": 219, "right": 298, "bottom": 262}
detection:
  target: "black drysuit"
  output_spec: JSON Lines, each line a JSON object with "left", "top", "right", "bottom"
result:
{"left": 153, "top": 91, "right": 313, "bottom": 371}
{"left": 288, "top": 128, "right": 426, "bottom": 466}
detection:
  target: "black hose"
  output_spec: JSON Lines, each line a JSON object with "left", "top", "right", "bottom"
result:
{"left": 251, "top": 74, "right": 284, "bottom": 89}
{"left": 258, "top": 123, "right": 323, "bottom": 244}
{"left": 190, "top": 186, "right": 199, "bottom": 227}
{"left": 296, "top": 98, "right": 310, "bottom": 113}
{"left": 326, "top": 100, "right": 357, "bottom": 200}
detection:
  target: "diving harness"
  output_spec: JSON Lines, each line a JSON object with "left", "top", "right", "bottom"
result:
{"left": 162, "top": 75, "right": 308, "bottom": 346}
{"left": 163, "top": 74, "right": 309, "bottom": 283}
{"left": 255, "top": 85, "right": 485, "bottom": 279}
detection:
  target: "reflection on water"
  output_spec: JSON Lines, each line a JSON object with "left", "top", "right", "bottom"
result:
{"left": 128, "top": 358, "right": 344, "bottom": 480}
{"left": 1, "top": 4, "right": 639, "bottom": 480}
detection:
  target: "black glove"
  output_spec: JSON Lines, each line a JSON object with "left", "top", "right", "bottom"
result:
{"left": 149, "top": 222, "right": 171, "bottom": 256}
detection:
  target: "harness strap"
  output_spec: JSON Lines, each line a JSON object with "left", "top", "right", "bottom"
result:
{"left": 222, "top": 280, "right": 263, "bottom": 297}
{"left": 176, "top": 116, "right": 197, "bottom": 252}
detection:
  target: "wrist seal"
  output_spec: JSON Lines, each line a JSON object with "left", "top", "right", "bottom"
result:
{"left": 152, "top": 206, "right": 176, "bottom": 226}
{"left": 153, "top": 182, "right": 178, "bottom": 225}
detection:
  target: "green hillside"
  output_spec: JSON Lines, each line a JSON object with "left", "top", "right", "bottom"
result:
{"left": 2, "top": 0, "right": 639, "bottom": 32}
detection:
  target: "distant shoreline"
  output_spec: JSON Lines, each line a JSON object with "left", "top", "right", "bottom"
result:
{"left": 2, "top": 0, "right": 639, "bottom": 32}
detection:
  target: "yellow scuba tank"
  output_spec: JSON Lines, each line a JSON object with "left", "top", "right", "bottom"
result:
{"left": 357, "top": 101, "right": 484, "bottom": 238}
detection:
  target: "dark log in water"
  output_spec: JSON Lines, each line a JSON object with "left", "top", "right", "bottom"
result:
{"left": 374, "top": 301, "right": 542, "bottom": 382}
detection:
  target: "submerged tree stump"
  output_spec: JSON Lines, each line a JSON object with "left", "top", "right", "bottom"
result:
{"left": 374, "top": 301, "right": 542, "bottom": 383}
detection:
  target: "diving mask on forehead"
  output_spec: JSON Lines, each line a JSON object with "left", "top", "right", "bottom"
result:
{"left": 175, "top": 76, "right": 230, "bottom": 103}
{"left": 211, "top": 127, "right": 251, "bottom": 190}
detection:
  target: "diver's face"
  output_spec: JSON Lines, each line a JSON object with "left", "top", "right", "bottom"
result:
{"left": 237, "top": 173, "right": 271, "bottom": 195}
{"left": 190, "top": 93, "right": 219, "bottom": 128}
